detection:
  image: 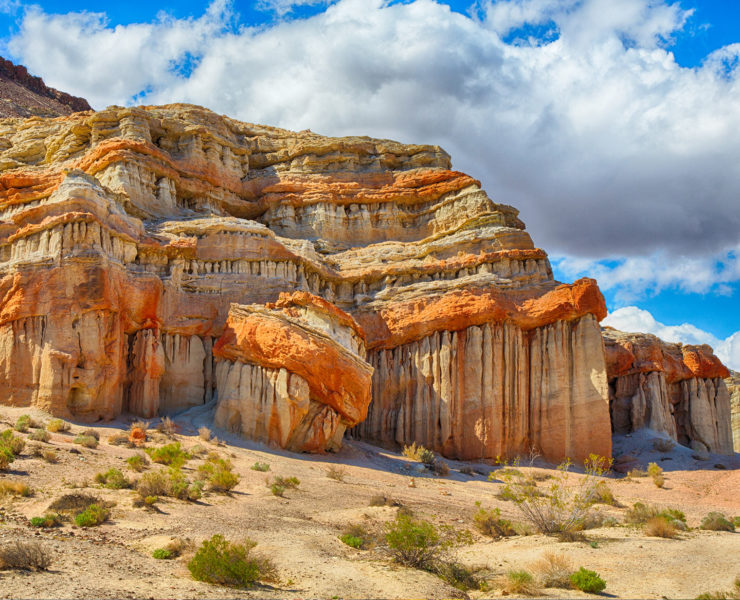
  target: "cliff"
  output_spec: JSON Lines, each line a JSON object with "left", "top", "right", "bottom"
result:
{"left": 0, "top": 56, "right": 92, "bottom": 118}
{"left": 0, "top": 103, "right": 611, "bottom": 461}
{"left": 727, "top": 372, "right": 740, "bottom": 452}
{"left": 603, "top": 327, "right": 734, "bottom": 455}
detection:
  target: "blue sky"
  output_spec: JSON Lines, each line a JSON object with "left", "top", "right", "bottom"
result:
{"left": 1, "top": 0, "right": 738, "bottom": 366}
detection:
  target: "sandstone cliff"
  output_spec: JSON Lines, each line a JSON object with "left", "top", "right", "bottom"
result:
{"left": 0, "top": 103, "right": 610, "bottom": 460}
{"left": 726, "top": 371, "right": 740, "bottom": 452}
{"left": 0, "top": 56, "right": 91, "bottom": 118}
{"left": 603, "top": 328, "right": 734, "bottom": 455}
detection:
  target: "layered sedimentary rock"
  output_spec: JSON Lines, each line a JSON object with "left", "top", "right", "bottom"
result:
{"left": 727, "top": 372, "right": 740, "bottom": 452}
{"left": 0, "top": 56, "right": 91, "bottom": 118}
{"left": 0, "top": 103, "right": 611, "bottom": 459}
{"left": 603, "top": 328, "right": 733, "bottom": 455}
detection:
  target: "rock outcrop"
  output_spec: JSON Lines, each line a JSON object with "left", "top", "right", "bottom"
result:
{"left": 726, "top": 371, "right": 740, "bottom": 452}
{"left": 0, "top": 56, "right": 92, "bottom": 118}
{"left": 603, "top": 328, "right": 734, "bottom": 455}
{"left": 0, "top": 103, "right": 611, "bottom": 459}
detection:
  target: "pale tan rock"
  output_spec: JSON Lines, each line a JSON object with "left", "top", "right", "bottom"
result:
{"left": 726, "top": 372, "right": 740, "bottom": 452}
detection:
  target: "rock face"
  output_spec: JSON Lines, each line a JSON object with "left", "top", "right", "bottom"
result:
{"left": 0, "top": 56, "right": 91, "bottom": 118}
{"left": 603, "top": 328, "right": 734, "bottom": 455}
{"left": 0, "top": 103, "right": 611, "bottom": 459}
{"left": 726, "top": 372, "right": 740, "bottom": 452}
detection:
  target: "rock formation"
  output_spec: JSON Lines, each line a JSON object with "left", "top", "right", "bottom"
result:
{"left": 0, "top": 103, "right": 612, "bottom": 460}
{"left": 603, "top": 328, "right": 734, "bottom": 455}
{"left": 726, "top": 371, "right": 740, "bottom": 452}
{"left": 0, "top": 56, "right": 92, "bottom": 118}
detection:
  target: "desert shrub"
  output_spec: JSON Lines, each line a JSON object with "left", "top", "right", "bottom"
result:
{"left": 128, "top": 426, "right": 147, "bottom": 446}
{"left": 251, "top": 462, "right": 269, "bottom": 472}
{"left": 500, "top": 454, "right": 612, "bottom": 536}
{"left": 459, "top": 465, "right": 475, "bottom": 476}
{"left": 29, "top": 513, "right": 62, "bottom": 528}
{"left": 188, "top": 444, "right": 207, "bottom": 457}
{"left": 432, "top": 459, "right": 450, "bottom": 476}
{"left": 270, "top": 484, "right": 285, "bottom": 497}
{"left": 592, "top": 481, "right": 619, "bottom": 505}
{"left": 74, "top": 504, "right": 110, "bottom": 527}
{"left": 570, "top": 567, "right": 606, "bottom": 593}
{"left": 137, "top": 468, "right": 202, "bottom": 501}
{"left": 198, "top": 426, "right": 212, "bottom": 441}
{"left": 29, "top": 429, "right": 50, "bottom": 442}
{"left": 42, "top": 449, "right": 58, "bottom": 463}
{"left": 0, "top": 480, "right": 32, "bottom": 497}
{"left": 369, "top": 495, "right": 394, "bottom": 507}
{"left": 270, "top": 476, "right": 300, "bottom": 489}
{"left": 734, "top": 517, "right": 740, "bottom": 528}
{"left": 146, "top": 442, "right": 189, "bottom": 468}
{"left": 627, "top": 468, "right": 648, "bottom": 478}
{"left": 402, "top": 442, "right": 435, "bottom": 465}
{"left": 198, "top": 456, "right": 240, "bottom": 493}
{"left": 700, "top": 512, "right": 735, "bottom": 532}
{"left": 46, "top": 419, "right": 70, "bottom": 433}
{"left": 653, "top": 438, "right": 676, "bottom": 452}
{"left": 647, "top": 462, "right": 663, "bottom": 478}
{"left": 94, "top": 468, "right": 130, "bottom": 489}
{"left": 1, "top": 428, "right": 25, "bottom": 456}
{"left": 339, "top": 524, "right": 372, "bottom": 550}
{"left": 0, "top": 447, "right": 14, "bottom": 470}
{"left": 0, "top": 541, "right": 51, "bottom": 571}
{"left": 152, "top": 548, "right": 173, "bottom": 560}
{"left": 502, "top": 570, "right": 539, "bottom": 596}
{"left": 156, "top": 416, "right": 178, "bottom": 437}
{"left": 81, "top": 428, "right": 100, "bottom": 441}
{"left": 644, "top": 516, "right": 679, "bottom": 538}
{"left": 385, "top": 514, "right": 443, "bottom": 569}
{"left": 74, "top": 435, "right": 98, "bottom": 449}
{"left": 626, "top": 503, "right": 686, "bottom": 527}
{"left": 187, "top": 535, "right": 277, "bottom": 588}
{"left": 126, "top": 453, "right": 149, "bottom": 472}
{"left": 533, "top": 551, "right": 574, "bottom": 588}
{"left": 107, "top": 432, "right": 131, "bottom": 447}
{"left": 49, "top": 493, "right": 102, "bottom": 513}
{"left": 14, "top": 415, "right": 31, "bottom": 432}
{"left": 653, "top": 473, "right": 666, "bottom": 488}
{"left": 326, "top": 465, "right": 347, "bottom": 481}
{"left": 695, "top": 577, "right": 740, "bottom": 600}
{"left": 473, "top": 503, "right": 516, "bottom": 538}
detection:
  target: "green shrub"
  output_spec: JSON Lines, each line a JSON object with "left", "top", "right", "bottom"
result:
{"left": 402, "top": 442, "right": 435, "bottom": 465}
{"left": 267, "top": 475, "right": 299, "bottom": 497}
{"left": 1, "top": 428, "right": 25, "bottom": 456}
{"left": 339, "top": 524, "right": 371, "bottom": 550}
{"left": 146, "top": 442, "right": 189, "bottom": 467}
{"left": 14, "top": 415, "right": 31, "bottom": 432}
{"left": 700, "top": 512, "right": 735, "bottom": 532}
{"left": 46, "top": 419, "right": 70, "bottom": 433}
{"left": 250, "top": 462, "right": 269, "bottom": 472}
{"left": 473, "top": 503, "right": 516, "bottom": 538}
{"left": 136, "top": 468, "right": 202, "bottom": 501}
{"left": 502, "top": 570, "right": 539, "bottom": 596}
{"left": 94, "top": 468, "right": 130, "bottom": 489}
{"left": 570, "top": 567, "right": 606, "bottom": 593}
{"left": 152, "top": 548, "right": 173, "bottom": 560}
{"left": 198, "top": 456, "right": 239, "bottom": 492}
{"left": 626, "top": 502, "right": 686, "bottom": 526}
{"left": 270, "top": 484, "right": 285, "bottom": 497}
{"left": 592, "top": 481, "right": 619, "bottom": 506}
{"left": 385, "top": 514, "right": 442, "bottom": 568}
{"left": 340, "top": 534, "right": 363, "bottom": 548}
{"left": 0, "top": 446, "right": 13, "bottom": 470}
{"left": 81, "top": 428, "right": 100, "bottom": 440}
{"left": 29, "top": 429, "right": 50, "bottom": 443}
{"left": 695, "top": 577, "right": 740, "bottom": 600}
{"left": 126, "top": 453, "right": 149, "bottom": 472}
{"left": 74, "top": 435, "right": 98, "bottom": 449}
{"left": 29, "top": 514, "right": 62, "bottom": 528}
{"left": 187, "top": 535, "right": 277, "bottom": 588}
{"left": 42, "top": 449, "right": 58, "bottom": 463}
{"left": 74, "top": 504, "right": 110, "bottom": 527}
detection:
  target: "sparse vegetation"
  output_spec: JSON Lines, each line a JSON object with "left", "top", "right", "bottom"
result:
{"left": 626, "top": 502, "right": 686, "bottom": 529}
{"left": 250, "top": 461, "right": 269, "bottom": 472}
{"left": 152, "top": 548, "right": 173, "bottom": 560}
{"left": 187, "top": 534, "right": 277, "bottom": 588}
{"left": 29, "top": 428, "right": 50, "bottom": 442}
{"left": 0, "top": 480, "right": 32, "bottom": 497}
{"left": 473, "top": 503, "right": 516, "bottom": 538}
{"left": 49, "top": 493, "right": 103, "bottom": 514}
{"left": 533, "top": 551, "right": 574, "bottom": 588}
{"left": 81, "top": 428, "right": 100, "bottom": 440}
{"left": 42, "top": 449, "right": 58, "bottom": 463}
{"left": 648, "top": 462, "right": 665, "bottom": 487}
{"left": 107, "top": 432, "right": 132, "bottom": 447}
{"left": 0, "top": 541, "right": 51, "bottom": 571}
{"left": 198, "top": 456, "right": 240, "bottom": 492}
{"left": 339, "top": 524, "right": 372, "bottom": 549}
{"left": 501, "top": 570, "right": 539, "bottom": 596}
{"left": 326, "top": 465, "right": 347, "bottom": 481}
{"left": 696, "top": 577, "right": 740, "bottom": 600}
{"left": 157, "top": 416, "right": 178, "bottom": 436}
{"left": 94, "top": 468, "right": 131, "bottom": 489}
{"left": 29, "top": 514, "right": 62, "bottom": 528}
{"left": 1, "top": 428, "right": 25, "bottom": 461}
{"left": 136, "top": 468, "right": 204, "bottom": 501}
{"left": 74, "top": 434, "right": 98, "bottom": 449}
{"left": 385, "top": 513, "right": 443, "bottom": 569}
{"left": 402, "top": 442, "right": 435, "bottom": 465}
{"left": 46, "top": 418, "right": 70, "bottom": 433}
{"left": 592, "top": 481, "right": 619, "bottom": 505}
{"left": 267, "top": 475, "right": 300, "bottom": 498}
{"left": 570, "top": 567, "right": 606, "bottom": 593}
{"left": 499, "top": 454, "right": 612, "bottom": 536}
{"left": 627, "top": 468, "right": 648, "bottom": 478}
{"left": 146, "top": 442, "right": 189, "bottom": 467}
{"left": 74, "top": 504, "right": 110, "bottom": 527}
{"left": 198, "top": 426, "right": 212, "bottom": 441}
{"left": 14, "top": 414, "right": 31, "bottom": 432}
{"left": 700, "top": 512, "right": 735, "bottom": 532}
{"left": 644, "top": 516, "right": 679, "bottom": 538}
{"left": 126, "top": 453, "right": 149, "bottom": 472}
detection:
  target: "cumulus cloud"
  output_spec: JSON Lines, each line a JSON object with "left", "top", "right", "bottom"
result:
{"left": 256, "top": 0, "right": 334, "bottom": 17}
{"left": 5, "top": 0, "right": 740, "bottom": 293}
{"left": 603, "top": 306, "right": 740, "bottom": 371}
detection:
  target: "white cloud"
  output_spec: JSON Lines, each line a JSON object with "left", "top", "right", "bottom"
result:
{"left": 5, "top": 0, "right": 740, "bottom": 294}
{"left": 603, "top": 306, "right": 740, "bottom": 371}
{"left": 256, "top": 0, "right": 334, "bottom": 17}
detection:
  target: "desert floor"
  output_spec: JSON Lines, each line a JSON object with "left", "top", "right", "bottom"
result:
{"left": 0, "top": 404, "right": 738, "bottom": 600}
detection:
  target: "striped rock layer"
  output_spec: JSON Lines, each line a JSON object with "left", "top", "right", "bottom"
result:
{"left": 0, "top": 103, "right": 612, "bottom": 460}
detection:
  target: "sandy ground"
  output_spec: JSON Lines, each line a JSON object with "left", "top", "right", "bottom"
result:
{"left": 0, "top": 404, "right": 738, "bottom": 599}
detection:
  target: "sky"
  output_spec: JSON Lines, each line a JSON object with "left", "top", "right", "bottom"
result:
{"left": 0, "top": 0, "right": 738, "bottom": 369}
